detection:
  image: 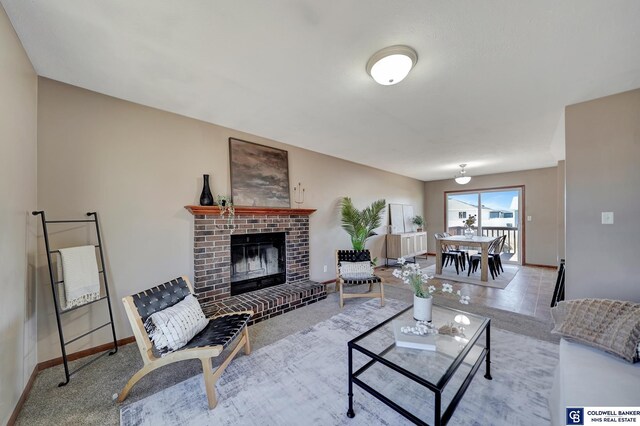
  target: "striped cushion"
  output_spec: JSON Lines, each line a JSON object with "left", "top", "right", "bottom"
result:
{"left": 144, "top": 294, "right": 208, "bottom": 354}
{"left": 339, "top": 261, "right": 374, "bottom": 280}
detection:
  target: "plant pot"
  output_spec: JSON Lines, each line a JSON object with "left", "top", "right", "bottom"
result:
{"left": 413, "top": 294, "right": 433, "bottom": 321}
{"left": 416, "top": 227, "right": 423, "bottom": 232}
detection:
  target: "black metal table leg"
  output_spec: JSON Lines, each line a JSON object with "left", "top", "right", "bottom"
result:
{"left": 434, "top": 391, "right": 442, "bottom": 426}
{"left": 347, "top": 345, "right": 355, "bottom": 418}
{"left": 484, "top": 321, "right": 492, "bottom": 380}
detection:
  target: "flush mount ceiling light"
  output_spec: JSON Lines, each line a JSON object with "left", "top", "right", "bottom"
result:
{"left": 366, "top": 45, "right": 418, "bottom": 86}
{"left": 455, "top": 164, "right": 472, "bottom": 185}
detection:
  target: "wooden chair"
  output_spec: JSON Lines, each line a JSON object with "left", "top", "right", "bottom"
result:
{"left": 118, "top": 276, "right": 253, "bottom": 409}
{"left": 336, "top": 250, "right": 384, "bottom": 308}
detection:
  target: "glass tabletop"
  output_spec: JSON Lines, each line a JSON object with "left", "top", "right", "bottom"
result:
{"left": 350, "top": 304, "right": 489, "bottom": 389}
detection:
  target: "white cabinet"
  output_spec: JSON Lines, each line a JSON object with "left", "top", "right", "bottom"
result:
{"left": 386, "top": 232, "right": 428, "bottom": 261}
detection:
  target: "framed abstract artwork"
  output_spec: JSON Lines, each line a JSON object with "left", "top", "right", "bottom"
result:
{"left": 389, "top": 203, "right": 415, "bottom": 233}
{"left": 229, "top": 138, "right": 291, "bottom": 207}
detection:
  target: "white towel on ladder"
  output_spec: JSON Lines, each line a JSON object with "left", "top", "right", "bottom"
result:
{"left": 59, "top": 245, "right": 101, "bottom": 309}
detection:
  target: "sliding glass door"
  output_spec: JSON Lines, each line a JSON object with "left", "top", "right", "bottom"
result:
{"left": 446, "top": 187, "right": 523, "bottom": 264}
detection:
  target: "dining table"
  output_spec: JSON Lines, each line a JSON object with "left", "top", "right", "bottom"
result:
{"left": 435, "top": 235, "right": 499, "bottom": 282}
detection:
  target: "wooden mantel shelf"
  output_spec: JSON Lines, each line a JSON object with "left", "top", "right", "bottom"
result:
{"left": 185, "top": 205, "right": 316, "bottom": 216}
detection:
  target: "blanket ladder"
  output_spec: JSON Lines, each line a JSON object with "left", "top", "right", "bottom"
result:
{"left": 32, "top": 211, "right": 118, "bottom": 386}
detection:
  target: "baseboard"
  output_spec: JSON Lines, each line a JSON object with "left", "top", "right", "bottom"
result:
{"left": 524, "top": 263, "right": 556, "bottom": 269}
{"left": 7, "top": 365, "right": 39, "bottom": 426}
{"left": 37, "top": 336, "right": 135, "bottom": 371}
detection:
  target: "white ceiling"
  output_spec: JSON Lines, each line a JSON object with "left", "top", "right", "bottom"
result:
{"left": 4, "top": 1, "right": 640, "bottom": 181}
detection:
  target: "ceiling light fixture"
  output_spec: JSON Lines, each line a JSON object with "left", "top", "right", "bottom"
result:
{"left": 455, "top": 164, "right": 471, "bottom": 185}
{"left": 366, "top": 45, "right": 418, "bottom": 86}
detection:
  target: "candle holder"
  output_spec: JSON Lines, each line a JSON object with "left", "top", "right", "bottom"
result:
{"left": 293, "top": 182, "right": 305, "bottom": 205}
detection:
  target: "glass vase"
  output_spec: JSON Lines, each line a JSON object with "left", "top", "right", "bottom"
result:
{"left": 464, "top": 226, "right": 474, "bottom": 239}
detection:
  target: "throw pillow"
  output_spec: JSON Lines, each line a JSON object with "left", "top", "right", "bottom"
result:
{"left": 340, "top": 261, "right": 374, "bottom": 280}
{"left": 144, "top": 294, "right": 208, "bottom": 354}
{"left": 551, "top": 298, "right": 640, "bottom": 363}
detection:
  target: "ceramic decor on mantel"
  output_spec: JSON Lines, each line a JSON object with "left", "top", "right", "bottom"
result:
{"left": 199, "top": 174, "right": 214, "bottom": 206}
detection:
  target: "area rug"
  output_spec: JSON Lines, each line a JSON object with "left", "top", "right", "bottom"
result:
{"left": 423, "top": 263, "right": 520, "bottom": 289}
{"left": 120, "top": 298, "right": 558, "bottom": 426}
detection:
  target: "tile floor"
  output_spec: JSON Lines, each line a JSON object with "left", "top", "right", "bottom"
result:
{"left": 376, "top": 255, "right": 556, "bottom": 322}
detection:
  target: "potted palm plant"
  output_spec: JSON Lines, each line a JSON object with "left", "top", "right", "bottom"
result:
{"left": 339, "top": 197, "right": 386, "bottom": 251}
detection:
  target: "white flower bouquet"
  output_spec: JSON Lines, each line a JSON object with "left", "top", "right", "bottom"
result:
{"left": 391, "top": 257, "right": 470, "bottom": 304}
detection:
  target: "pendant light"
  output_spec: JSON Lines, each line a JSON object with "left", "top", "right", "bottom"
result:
{"left": 455, "top": 164, "right": 471, "bottom": 185}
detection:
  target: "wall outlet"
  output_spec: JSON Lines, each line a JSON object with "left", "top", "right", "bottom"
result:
{"left": 602, "top": 212, "right": 614, "bottom": 224}
{"left": 323, "top": 265, "right": 327, "bottom": 273}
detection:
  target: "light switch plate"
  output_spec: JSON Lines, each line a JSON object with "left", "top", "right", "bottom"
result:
{"left": 527, "top": 216, "right": 532, "bottom": 222}
{"left": 602, "top": 212, "right": 614, "bottom": 224}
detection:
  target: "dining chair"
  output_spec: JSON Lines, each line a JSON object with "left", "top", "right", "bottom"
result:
{"left": 442, "top": 232, "right": 477, "bottom": 269}
{"left": 435, "top": 233, "right": 464, "bottom": 274}
{"left": 468, "top": 237, "right": 502, "bottom": 279}
{"left": 490, "top": 235, "right": 507, "bottom": 274}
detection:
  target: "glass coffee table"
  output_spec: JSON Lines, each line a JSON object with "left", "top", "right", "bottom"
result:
{"left": 346, "top": 304, "right": 492, "bottom": 425}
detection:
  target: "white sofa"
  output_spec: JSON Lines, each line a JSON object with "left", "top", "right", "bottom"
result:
{"left": 549, "top": 338, "right": 640, "bottom": 426}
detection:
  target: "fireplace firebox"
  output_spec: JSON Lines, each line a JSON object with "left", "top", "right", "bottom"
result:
{"left": 230, "top": 232, "right": 286, "bottom": 296}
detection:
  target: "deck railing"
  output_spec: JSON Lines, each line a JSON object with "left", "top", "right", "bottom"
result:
{"left": 447, "top": 226, "right": 519, "bottom": 254}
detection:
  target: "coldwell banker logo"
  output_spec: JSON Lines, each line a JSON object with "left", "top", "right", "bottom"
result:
{"left": 566, "top": 408, "right": 584, "bottom": 425}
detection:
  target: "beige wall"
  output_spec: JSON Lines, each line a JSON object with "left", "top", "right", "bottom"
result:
{"left": 36, "top": 78, "right": 424, "bottom": 361}
{"left": 556, "top": 160, "right": 565, "bottom": 260}
{"left": 565, "top": 88, "right": 640, "bottom": 302}
{"left": 0, "top": 5, "right": 38, "bottom": 424}
{"left": 424, "top": 167, "right": 559, "bottom": 266}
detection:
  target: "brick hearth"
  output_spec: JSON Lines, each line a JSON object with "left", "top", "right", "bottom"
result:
{"left": 186, "top": 206, "right": 326, "bottom": 324}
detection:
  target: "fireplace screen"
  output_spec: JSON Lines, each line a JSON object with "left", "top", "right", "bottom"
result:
{"left": 230, "top": 232, "right": 286, "bottom": 295}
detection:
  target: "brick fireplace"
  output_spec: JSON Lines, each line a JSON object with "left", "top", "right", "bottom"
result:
{"left": 185, "top": 205, "right": 327, "bottom": 324}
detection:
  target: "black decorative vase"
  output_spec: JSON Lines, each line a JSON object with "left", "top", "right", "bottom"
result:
{"left": 199, "top": 174, "right": 214, "bottom": 206}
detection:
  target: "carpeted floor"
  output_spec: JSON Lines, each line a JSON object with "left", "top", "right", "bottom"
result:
{"left": 16, "top": 281, "right": 558, "bottom": 425}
